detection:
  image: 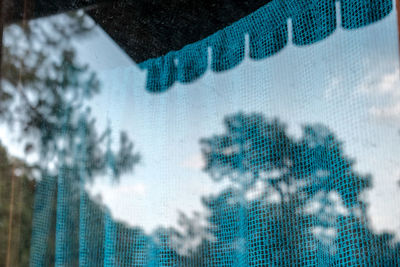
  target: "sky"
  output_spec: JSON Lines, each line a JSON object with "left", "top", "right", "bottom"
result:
{"left": 1, "top": 1, "right": 399, "bottom": 238}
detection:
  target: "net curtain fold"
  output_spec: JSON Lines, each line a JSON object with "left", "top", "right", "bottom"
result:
{"left": 29, "top": 0, "right": 395, "bottom": 266}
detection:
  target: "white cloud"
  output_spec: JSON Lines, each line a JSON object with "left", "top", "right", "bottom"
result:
{"left": 369, "top": 102, "right": 400, "bottom": 122}
{"left": 359, "top": 67, "right": 400, "bottom": 122}
{"left": 359, "top": 66, "right": 399, "bottom": 95}
{"left": 324, "top": 77, "right": 341, "bottom": 100}
{"left": 115, "top": 182, "right": 147, "bottom": 196}
{"left": 91, "top": 182, "right": 147, "bottom": 198}
{"left": 374, "top": 69, "right": 400, "bottom": 96}
{"left": 181, "top": 153, "right": 205, "bottom": 170}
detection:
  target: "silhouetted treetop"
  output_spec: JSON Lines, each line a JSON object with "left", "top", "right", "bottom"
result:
{"left": 1, "top": 12, "right": 140, "bottom": 182}
{"left": 201, "top": 112, "right": 371, "bottom": 208}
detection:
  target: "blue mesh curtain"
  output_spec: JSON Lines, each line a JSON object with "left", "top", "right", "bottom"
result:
{"left": 4, "top": 0, "right": 396, "bottom": 266}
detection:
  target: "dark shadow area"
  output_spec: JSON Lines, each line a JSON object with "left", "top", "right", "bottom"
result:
{"left": 2, "top": 0, "right": 272, "bottom": 63}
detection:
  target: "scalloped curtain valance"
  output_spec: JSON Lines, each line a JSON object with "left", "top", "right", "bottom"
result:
{"left": 140, "top": 0, "right": 393, "bottom": 92}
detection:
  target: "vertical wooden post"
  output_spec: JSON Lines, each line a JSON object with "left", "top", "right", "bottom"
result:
{"left": 0, "top": 0, "right": 4, "bottom": 82}
{"left": 5, "top": 164, "right": 15, "bottom": 267}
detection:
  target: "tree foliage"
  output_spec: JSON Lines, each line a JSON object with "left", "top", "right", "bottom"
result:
{"left": 1, "top": 12, "right": 140, "bottom": 180}
{"left": 1, "top": 12, "right": 140, "bottom": 266}
{"left": 189, "top": 112, "right": 399, "bottom": 265}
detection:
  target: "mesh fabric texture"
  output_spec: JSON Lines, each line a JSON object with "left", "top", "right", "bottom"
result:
{"left": 29, "top": 0, "right": 400, "bottom": 266}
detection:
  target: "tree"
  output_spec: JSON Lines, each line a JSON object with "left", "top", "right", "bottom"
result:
{"left": 335, "top": 215, "right": 400, "bottom": 266}
{"left": 200, "top": 112, "right": 370, "bottom": 209}
{"left": 1, "top": 12, "right": 139, "bottom": 178}
{"left": 187, "top": 112, "right": 399, "bottom": 265}
{"left": 1, "top": 11, "right": 140, "bottom": 266}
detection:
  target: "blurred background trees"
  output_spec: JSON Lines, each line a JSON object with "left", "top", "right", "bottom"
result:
{"left": 0, "top": 11, "right": 139, "bottom": 266}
